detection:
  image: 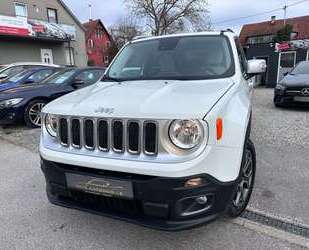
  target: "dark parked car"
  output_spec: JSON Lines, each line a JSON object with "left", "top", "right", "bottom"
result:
{"left": 0, "top": 62, "right": 60, "bottom": 81}
{"left": 274, "top": 61, "right": 309, "bottom": 107}
{"left": 0, "top": 67, "right": 106, "bottom": 128}
{"left": 0, "top": 67, "right": 61, "bottom": 92}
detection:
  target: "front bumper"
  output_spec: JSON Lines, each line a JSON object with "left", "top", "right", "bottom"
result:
{"left": 41, "top": 159, "right": 237, "bottom": 231}
{"left": 274, "top": 90, "right": 309, "bottom": 106}
{"left": 0, "top": 106, "right": 24, "bottom": 125}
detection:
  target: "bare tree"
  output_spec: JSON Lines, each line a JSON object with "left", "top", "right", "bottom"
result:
{"left": 126, "top": 0, "right": 210, "bottom": 35}
{"left": 110, "top": 16, "right": 143, "bottom": 48}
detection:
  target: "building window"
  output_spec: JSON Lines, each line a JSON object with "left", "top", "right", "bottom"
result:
{"left": 47, "top": 8, "right": 58, "bottom": 23}
{"left": 247, "top": 35, "right": 275, "bottom": 45}
{"left": 96, "top": 30, "right": 103, "bottom": 39}
{"left": 88, "top": 39, "right": 94, "bottom": 49}
{"left": 104, "top": 55, "right": 109, "bottom": 64}
{"left": 65, "top": 47, "right": 75, "bottom": 66}
{"left": 15, "top": 3, "right": 28, "bottom": 18}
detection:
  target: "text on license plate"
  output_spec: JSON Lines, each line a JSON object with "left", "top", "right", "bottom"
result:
{"left": 66, "top": 173, "right": 134, "bottom": 199}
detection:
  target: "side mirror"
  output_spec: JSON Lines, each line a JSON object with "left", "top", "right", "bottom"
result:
{"left": 0, "top": 73, "right": 8, "bottom": 80}
{"left": 246, "top": 59, "right": 267, "bottom": 77}
{"left": 283, "top": 72, "right": 289, "bottom": 77}
{"left": 72, "top": 79, "right": 85, "bottom": 88}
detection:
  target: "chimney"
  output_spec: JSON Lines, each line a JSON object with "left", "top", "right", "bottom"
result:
{"left": 271, "top": 16, "right": 276, "bottom": 24}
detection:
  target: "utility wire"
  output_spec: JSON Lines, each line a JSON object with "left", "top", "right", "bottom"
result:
{"left": 213, "top": 0, "right": 309, "bottom": 25}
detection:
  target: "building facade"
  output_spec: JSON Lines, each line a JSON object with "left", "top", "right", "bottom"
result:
{"left": 240, "top": 16, "right": 309, "bottom": 87}
{"left": 0, "top": 0, "right": 87, "bottom": 66}
{"left": 83, "top": 19, "right": 112, "bottom": 66}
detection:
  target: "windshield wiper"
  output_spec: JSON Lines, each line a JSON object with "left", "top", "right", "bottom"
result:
{"left": 101, "top": 75, "right": 122, "bottom": 83}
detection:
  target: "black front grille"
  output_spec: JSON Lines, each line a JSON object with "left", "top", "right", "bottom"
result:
{"left": 84, "top": 120, "right": 94, "bottom": 149}
{"left": 98, "top": 120, "right": 109, "bottom": 151}
{"left": 112, "top": 120, "right": 124, "bottom": 152}
{"left": 71, "top": 119, "right": 81, "bottom": 147}
{"left": 68, "top": 191, "right": 143, "bottom": 217}
{"left": 128, "top": 121, "right": 140, "bottom": 153}
{"left": 59, "top": 118, "right": 68, "bottom": 145}
{"left": 144, "top": 122, "right": 157, "bottom": 155}
{"left": 57, "top": 117, "right": 158, "bottom": 156}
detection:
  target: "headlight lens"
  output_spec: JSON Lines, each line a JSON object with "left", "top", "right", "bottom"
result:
{"left": 45, "top": 114, "right": 58, "bottom": 137}
{"left": 169, "top": 120, "right": 204, "bottom": 149}
{"left": 0, "top": 98, "right": 23, "bottom": 108}
{"left": 276, "top": 84, "right": 286, "bottom": 90}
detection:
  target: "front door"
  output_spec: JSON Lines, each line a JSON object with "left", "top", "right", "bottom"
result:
{"left": 277, "top": 51, "right": 296, "bottom": 83}
{"left": 41, "top": 49, "right": 53, "bottom": 64}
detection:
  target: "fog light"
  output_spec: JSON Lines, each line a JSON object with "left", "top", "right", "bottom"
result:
{"left": 185, "top": 178, "right": 203, "bottom": 188}
{"left": 176, "top": 194, "right": 214, "bottom": 217}
{"left": 196, "top": 196, "right": 208, "bottom": 205}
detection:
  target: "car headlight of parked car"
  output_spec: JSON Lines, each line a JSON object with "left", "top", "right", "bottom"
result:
{"left": 0, "top": 98, "right": 24, "bottom": 109}
{"left": 275, "top": 84, "right": 286, "bottom": 92}
{"left": 45, "top": 114, "right": 58, "bottom": 137}
{"left": 169, "top": 119, "right": 204, "bottom": 149}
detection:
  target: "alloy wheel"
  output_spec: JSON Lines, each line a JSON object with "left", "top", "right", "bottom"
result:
{"left": 28, "top": 102, "right": 46, "bottom": 126}
{"left": 233, "top": 149, "right": 254, "bottom": 208}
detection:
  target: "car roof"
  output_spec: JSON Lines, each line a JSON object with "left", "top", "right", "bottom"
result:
{"left": 5, "top": 62, "right": 60, "bottom": 67}
{"left": 130, "top": 31, "right": 236, "bottom": 44}
{"left": 78, "top": 67, "right": 106, "bottom": 70}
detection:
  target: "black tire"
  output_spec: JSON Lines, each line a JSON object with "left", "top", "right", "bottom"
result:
{"left": 226, "top": 139, "right": 256, "bottom": 218}
{"left": 274, "top": 102, "right": 284, "bottom": 108}
{"left": 24, "top": 99, "right": 47, "bottom": 128}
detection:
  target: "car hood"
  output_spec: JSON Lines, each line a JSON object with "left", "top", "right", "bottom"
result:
{"left": 43, "top": 79, "right": 235, "bottom": 119}
{"left": 281, "top": 74, "right": 309, "bottom": 86}
{"left": 0, "top": 83, "right": 49, "bottom": 99}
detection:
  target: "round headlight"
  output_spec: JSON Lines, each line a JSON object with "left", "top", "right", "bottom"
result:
{"left": 169, "top": 120, "right": 204, "bottom": 149}
{"left": 45, "top": 114, "right": 57, "bottom": 137}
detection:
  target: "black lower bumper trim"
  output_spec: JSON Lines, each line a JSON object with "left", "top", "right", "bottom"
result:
{"left": 41, "top": 158, "right": 237, "bottom": 231}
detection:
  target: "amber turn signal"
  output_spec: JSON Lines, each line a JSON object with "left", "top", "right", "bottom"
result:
{"left": 216, "top": 118, "right": 223, "bottom": 140}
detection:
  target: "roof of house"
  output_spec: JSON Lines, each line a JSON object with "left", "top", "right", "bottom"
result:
{"left": 57, "top": 0, "right": 86, "bottom": 31}
{"left": 239, "top": 15, "right": 309, "bottom": 45}
{"left": 83, "top": 19, "right": 112, "bottom": 41}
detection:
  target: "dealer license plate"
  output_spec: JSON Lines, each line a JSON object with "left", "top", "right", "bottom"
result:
{"left": 66, "top": 173, "right": 134, "bottom": 199}
{"left": 294, "top": 96, "right": 309, "bottom": 103}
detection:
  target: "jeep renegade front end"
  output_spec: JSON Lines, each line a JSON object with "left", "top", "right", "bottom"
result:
{"left": 40, "top": 32, "right": 266, "bottom": 230}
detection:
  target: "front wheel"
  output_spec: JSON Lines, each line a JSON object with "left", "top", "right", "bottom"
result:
{"left": 226, "top": 139, "right": 256, "bottom": 218}
{"left": 24, "top": 99, "right": 47, "bottom": 128}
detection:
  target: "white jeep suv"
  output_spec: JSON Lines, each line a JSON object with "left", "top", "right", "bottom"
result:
{"left": 40, "top": 31, "right": 266, "bottom": 230}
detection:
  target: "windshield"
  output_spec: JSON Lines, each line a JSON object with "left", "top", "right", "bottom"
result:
{"left": 45, "top": 69, "right": 77, "bottom": 85}
{"left": 107, "top": 36, "right": 235, "bottom": 81}
{"left": 291, "top": 62, "right": 309, "bottom": 75}
{"left": 6, "top": 70, "right": 29, "bottom": 82}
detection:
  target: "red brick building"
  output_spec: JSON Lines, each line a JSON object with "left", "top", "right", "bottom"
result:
{"left": 239, "top": 15, "right": 309, "bottom": 87}
{"left": 83, "top": 19, "right": 112, "bottom": 66}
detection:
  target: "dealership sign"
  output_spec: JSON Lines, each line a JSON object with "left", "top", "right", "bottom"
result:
{"left": 275, "top": 40, "right": 309, "bottom": 52}
{"left": 0, "top": 15, "right": 29, "bottom": 36}
{"left": 0, "top": 15, "right": 76, "bottom": 41}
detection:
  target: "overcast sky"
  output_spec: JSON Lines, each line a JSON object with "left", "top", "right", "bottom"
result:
{"left": 62, "top": 0, "right": 309, "bottom": 33}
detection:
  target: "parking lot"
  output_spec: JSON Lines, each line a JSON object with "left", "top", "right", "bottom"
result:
{"left": 1, "top": 88, "right": 309, "bottom": 249}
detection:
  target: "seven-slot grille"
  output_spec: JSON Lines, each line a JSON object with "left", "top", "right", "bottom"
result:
{"left": 58, "top": 117, "right": 158, "bottom": 156}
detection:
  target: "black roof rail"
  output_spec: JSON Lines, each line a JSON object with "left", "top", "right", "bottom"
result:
{"left": 220, "top": 29, "right": 235, "bottom": 35}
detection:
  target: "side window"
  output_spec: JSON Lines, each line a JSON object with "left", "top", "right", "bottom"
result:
{"left": 3, "top": 66, "right": 25, "bottom": 76}
{"left": 75, "top": 70, "right": 104, "bottom": 85}
{"left": 28, "top": 69, "right": 54, "bottom": 83}
{"left": 235, "top": 39, "right": 247, "bottom": 74}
